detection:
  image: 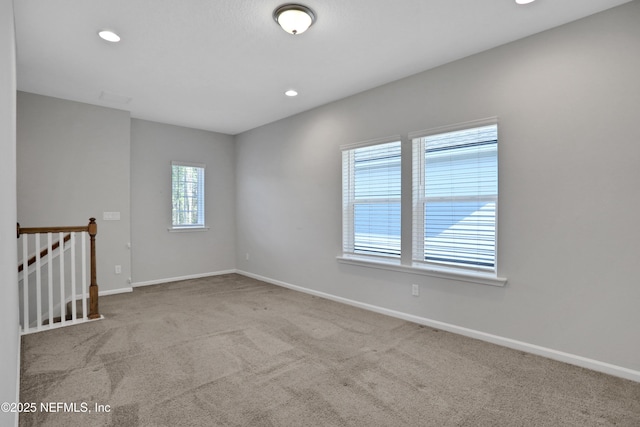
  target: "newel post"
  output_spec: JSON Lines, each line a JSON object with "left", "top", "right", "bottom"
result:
{"left": 88, "top": 217, "right": 100, "bottom": 319}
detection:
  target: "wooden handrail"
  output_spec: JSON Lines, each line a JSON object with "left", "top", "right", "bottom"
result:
{"left": 17, "top": 218, "right": 100, "bottom": 320}
{"left": 18, "top": 225, "right": 91, "bottom": 235}
{"left": 18, "top": 233, "right": 71, "bottom": 273}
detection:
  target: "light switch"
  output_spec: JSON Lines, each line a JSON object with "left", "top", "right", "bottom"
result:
{"left": 103, "top": 212, "right": 121, "bottom": 221}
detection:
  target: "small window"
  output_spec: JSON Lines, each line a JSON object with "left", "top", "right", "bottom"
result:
{"left": 171, "top": 161, "right": 205, "bottom": 228}
{"left": 412, "top": 122, "right": 498, "bottom": 271}
{"left": 342, "top": 139, "right": 401, "bottom": 258}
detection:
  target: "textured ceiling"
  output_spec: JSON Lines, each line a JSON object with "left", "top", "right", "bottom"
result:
{"left": 14, "top": 0, "right": 632, "bottom": 135}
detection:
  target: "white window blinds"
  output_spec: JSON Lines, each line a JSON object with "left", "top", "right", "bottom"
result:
{"left": 171, "top": 161, "right": 205, "bottom": 228}
{"left": 412, "top": 123, "right": 498, "bottom": 270}
{"left": 342, "top": 139, "right": 401, "bottom": 258}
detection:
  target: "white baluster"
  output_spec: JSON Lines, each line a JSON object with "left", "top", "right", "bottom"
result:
{"left": 71, "top": 232, "right": 77, "bottom": 321}
{"left": 59, "top": 232, "right": 66, "bottom": 326}
{"left": 82, "top": 232, "right": 87, "bottom": 320}
{"left": 35, "top": 233, "right": 42, "bottom": 331}
{"left": 22, "top": 235, "right": 29, "bottom": 333}
{"left": 47, "top": 233, "right": 53, "bottom": 328}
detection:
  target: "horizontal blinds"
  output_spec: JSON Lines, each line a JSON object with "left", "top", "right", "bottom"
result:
{"left": 343, "top": 141, "right": 401, "bottom": 257}
{"left": 413, "top": 124, "right": 497, "bottom": 269}
{"left": 172, "top": 162, "right": 205, "bottom": 227}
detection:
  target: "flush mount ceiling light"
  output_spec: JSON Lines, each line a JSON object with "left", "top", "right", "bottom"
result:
{"left": 98, "top": 30, "right": 120, "bottom": 42}
{"left": 284, "top": 89, "right": 298, "bottom": 97}
{"left": 273, "top": 4, "right": 316, "bottom": 35}
{"left": 515, "top": 0, "right": 536, "bottom": 4}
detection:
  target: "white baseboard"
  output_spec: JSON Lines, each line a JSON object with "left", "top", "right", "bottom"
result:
{"left": 99, "top": 287, "right": 133, "bottom": 296}
{"left": 57, "top": 286, "right": 132, "bottom": 302}
{"left": 131, "top": 270, "right": 236, "bottom": 288}
{"left": 236, "top": 270, "right": 640, "bottom": 384}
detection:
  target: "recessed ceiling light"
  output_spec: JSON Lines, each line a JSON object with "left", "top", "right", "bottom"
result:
{"left": 285, "top": 90, "right": 298, "bottom": 97}
{"left": 515, "top": 0, "right": 535, "bottom": 4}
{"left": 98, "top": 30, "right": 121, "bottom": 43}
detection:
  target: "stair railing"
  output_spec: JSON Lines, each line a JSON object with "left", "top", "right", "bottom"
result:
{"left": 16, "top": 218, "right": 100, "bottom": 334}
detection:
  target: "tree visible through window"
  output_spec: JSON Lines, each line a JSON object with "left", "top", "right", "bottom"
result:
{"left": 171, "top": 161, "right": 205, "bottom": 228}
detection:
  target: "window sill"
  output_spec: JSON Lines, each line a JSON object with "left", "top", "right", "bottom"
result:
{"left": 336, "top": 254, "right": 507, "bottom": 287}
{"left": 168, "top": 226, "right": 210, "bottom": 233}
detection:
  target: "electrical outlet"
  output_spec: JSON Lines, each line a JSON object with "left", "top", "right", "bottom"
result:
{"left": 412, "top": 284, "right": 419, "bottom": 297}
{"left": 115, "top": 265, "right": 122, "bottom": 274}
{"left": 246, "top": 253, "right": 250, "bottom": 261}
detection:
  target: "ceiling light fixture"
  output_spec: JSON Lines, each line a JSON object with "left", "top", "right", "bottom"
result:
{"left": 98, "top": 30, "right": 121, "bottom": 43}
{"left": 515, "top": 0, "right": 535, "bottom": 4}
{"left": 273, "top": 4, "right": 316, "bottom": 35}
{"left": 285, "top": 89, "right": 298, "bottom": 97}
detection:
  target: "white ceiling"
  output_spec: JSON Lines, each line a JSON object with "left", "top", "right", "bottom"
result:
{"left": 14, "top": 0, "right": 632, "bottom": 135}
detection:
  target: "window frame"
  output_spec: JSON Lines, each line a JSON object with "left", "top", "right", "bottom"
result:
{"left": 410, "top": 118, "right": 499, "bottom": 274}
{"left": 341, "top": 136, "right": 402, "bottom": 259}
{"left": 337, "top": 118, "right": 506, "bottom": 287}
{"left": 170, "top": 161, "right": 208, "bottom": 231}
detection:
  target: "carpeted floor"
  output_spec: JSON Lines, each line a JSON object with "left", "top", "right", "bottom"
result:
{"left": 19, "top": 274, "right": 640, "bottom": 426}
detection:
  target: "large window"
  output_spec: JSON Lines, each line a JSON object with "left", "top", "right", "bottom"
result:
{"left": 171, "top": 161, "right": 205, "bottom": 228}
{"left": 412, "top": 122, "right": 498, "bottom": 271}
{"left": 339, "top": 120, "right": 503, "bottom": 284}
{"left": 342, "top": 139, "right": 401, "bottom": 258}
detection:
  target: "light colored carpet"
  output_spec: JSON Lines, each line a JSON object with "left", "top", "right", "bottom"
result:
{"left": 20, "top": 274, "right": 640, "bottom": 426}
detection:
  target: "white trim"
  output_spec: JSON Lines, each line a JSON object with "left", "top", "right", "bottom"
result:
{"left": 99, "top": 287, "right": 132, "bottom": 296}
{"left": 170, "top": 160, "right": 206, "bottom": 169}
{"left": 131, "top": 270, "right": 236, "bottom": 288}
{"left": 168, "top": 226, "right": 210, "bottom": 232}
{"left": 235, "top": 270, "right": 639, "bottom": 383}
{"left": 171, "top": 162, "right": 206, "bottom": 228}
{"left": 336, "top": 254, "right": 507, "bottom": 287}
{"left": 24, "top": 286, "right": 124, "bottom": 331}
{"left": 408, "top": 116, "right": 498, "bottom": 140}
{"left": 340, "top": 134, "right": 402, "bottom": 151}
{"left": 22, "top": 316, "right": 104, "bottom": 336}
{"left": 23, "top": 288, "right": 126, "bottom": 332}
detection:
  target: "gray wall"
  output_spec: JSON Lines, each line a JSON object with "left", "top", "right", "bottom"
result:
{"left": 10, "top": 0, "right": 639, "bottom": 381}
{"left": 15, "top": 96, "right": 238, "bottom": 291}
{"left": 235, "top": 2, "right": 640, "bottom": 372}
{"left": 17, "top": 92, "right": 132, "bottom": 294}
{"left": 0, "top": 0, "right": 19, "bottom": 424}
{"left": 130, "top": 119, "right": 236, "bottom": 284}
